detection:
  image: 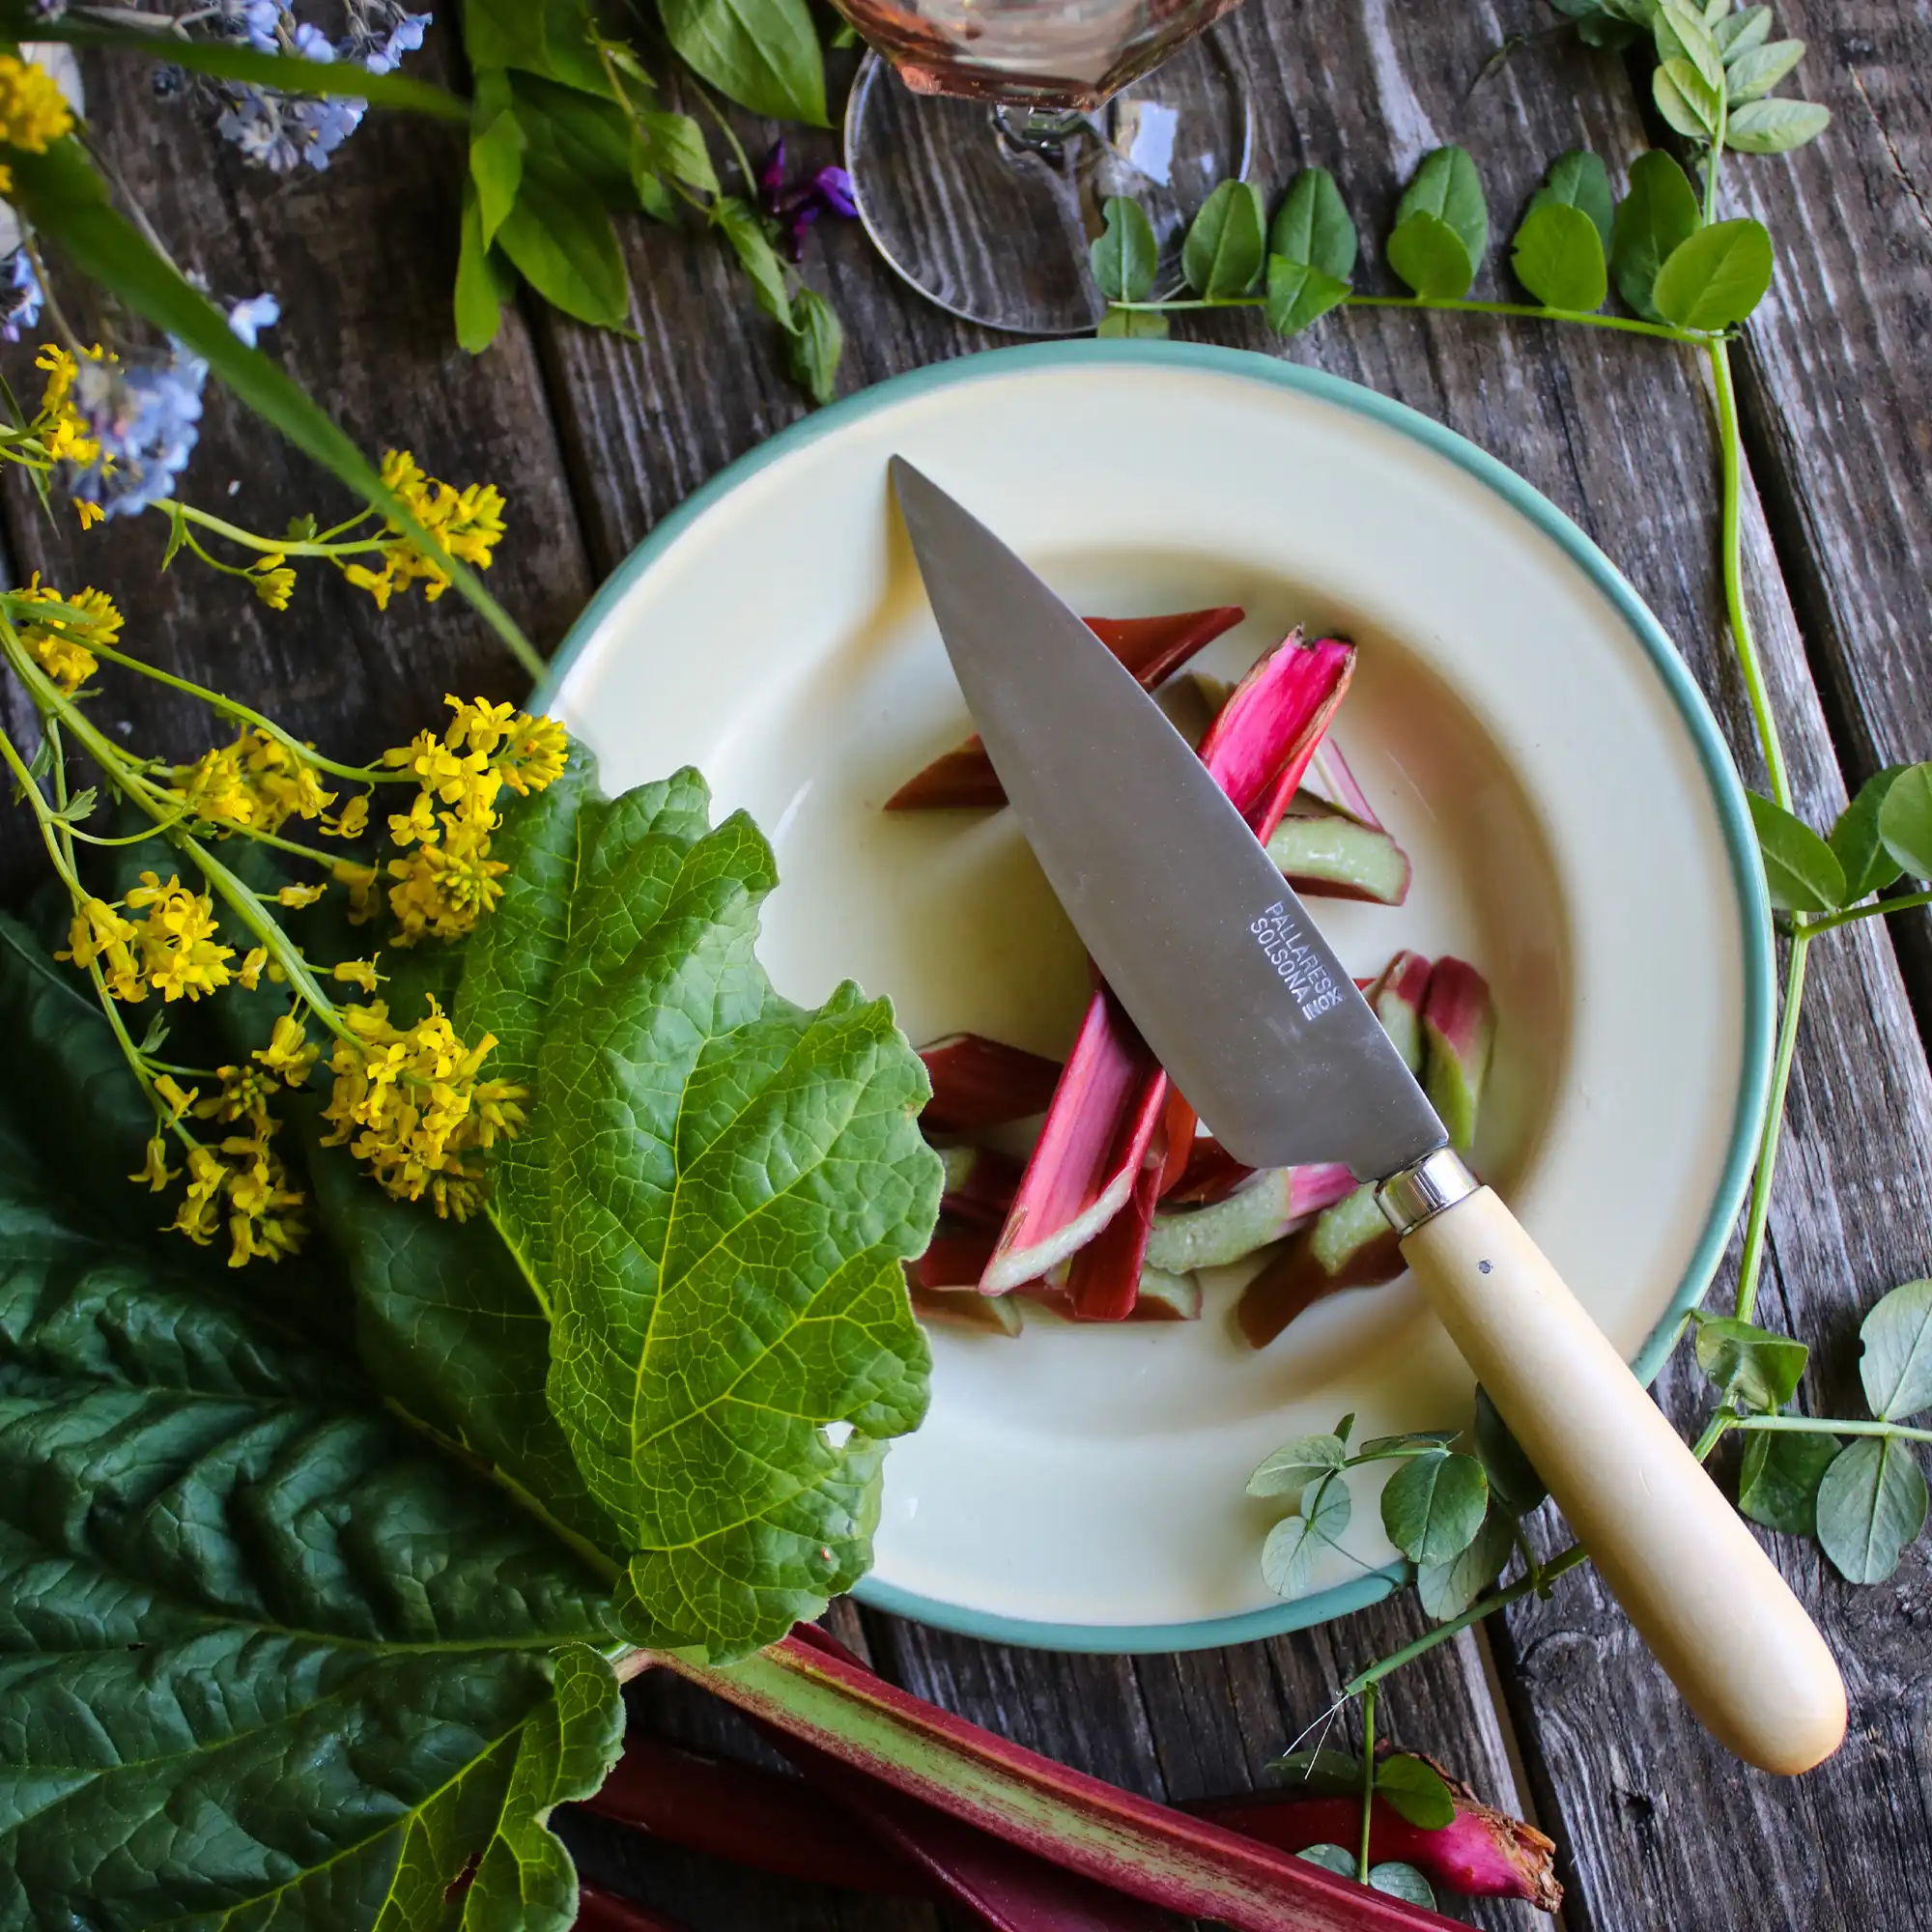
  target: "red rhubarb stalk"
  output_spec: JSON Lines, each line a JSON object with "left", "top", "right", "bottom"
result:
{"left": 1065, "top": 1128, "right": 1169, "bottom": 1320}
{"left": 1164, "top": 1136, "right": 1256, "bottom": 1207}
{"left": 1186, "top": 1773, "right": 1561, "bottom": 1912}
{"left": 921, "top": 1034, "right": 1064, "bottom": 1133}
{"left": 665, "top": 1634, "right": 1460, "bottom": 1932}
{"left": 985, "top": 636, "right": 1355, "bottom": 1311}
{"left": 938, "top": 1143, "right": 1026, "bottom": 1229}
{"left": 888, "top": 608, "right": 1245, "bottom": 810}
{"left": 1145, "top": 1163, "right": 1356, "bottom": 1274}
{"left": 1265, "top": 807, "right": 1412, "bottom": 906}
{"left": 576, "top": 1886, "right": 693, "bottom": 1932}
{"left": 1420, "top": 957, "right": 1495, "bottom": 1153}
{"left": 1301, "top": 736, "right": 1386, "bottom": 831}
{"left": 913, "top": 1229, "right": 1000, "bottom": 1289}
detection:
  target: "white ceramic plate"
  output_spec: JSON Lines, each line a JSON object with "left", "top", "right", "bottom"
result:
{"left": 543, "top": 343, "right": 1772, "bottom": 1651}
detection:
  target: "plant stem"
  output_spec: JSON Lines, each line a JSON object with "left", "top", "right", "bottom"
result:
{"left": 1709, "top": 336, "right": 1790, "bottom": 808}
{"left": 1734, "top": 929, "right": 1807, "bottom": 1321}
{"left": 1738, "top": 1413, "right": 1932, "bottom": 1445}
{"left": 1107, "top": 292, "right": 1709, "bottom": 343}
{"left": 1357, "top": 1680, "right": 1377, "bottom": 1883}
{"left": 1800, "top": 890, "right": 1932, "bottom": 935}
{"left": 165, "top": 498, "right": 384, "bottom": 561}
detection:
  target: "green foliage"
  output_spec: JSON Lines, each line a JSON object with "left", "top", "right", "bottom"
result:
{"left": 1380, "top": 1450, "right": 1490, "bottom": 1564}
{"left": 1512, "top": 201, "right": 1608, "bottom": 311}
{"left": 1738, "top": 1428, "right": 1838, "bottom": 1534}
{"left": 659, "top": 0, "right": 828, "bottom": 126}
{"left": 1091, "top": 197, "right": 1159, "bottom": 303}
{"left": 1372, "top": 1754, "right": 1456, "bottom": 1830}
{"left": 0, "top": 934, "right": 622, "bottom": 1928}
{"left": 1748, "top": 790, "right": 1846, "bottom": 911}
{"left": 1295, "top": 1842, "right": 1358, "bottom": 1876}
{"left": 458, "top": 769, "right": 939, "bottom": 1662}
{"left": 1385, "top": 213, "right": 1475, "bottom": 300}
{"left": 1270, "top": 167, "right": 1359, "bottom": 279}
{"left": 1877, "top": 762, "right": 1932, "bottom": 878}
{"left": 1829, "top": 765, "right": 1910, "bottom": 901}
{"left": 1692, "top": 1313, "right": 1809, "bottom": 1413}
{"left": 1369, "top": 1862, "right": 1438, "bottom": 1908}
{"left": 1473, "top": 1385, "right": 1548, "bottom": 1513}
{"left": 1182, "top": 180, "right": 1267, "bottom": 298}
{"left": 1610, "top": 149, "right": 1702, "bottom": 321}
{"left": 1264, "top": 258, "right": 1352, "bottom": 335}
{"left": 1651, "top": 217, "right": 1776, "bottom": 328}
{"left": 1859, "top": 1278, "right": 1932, "bottom": 1422}
{"left": 1416, "top": 1502, "right": 1516, "bottom": 1618}
{"left": 1396, "top": 146, "right": 1490, "bottom": 266}
{"left": 1815, "top": 1435, "right": 1927, "bottom": 1583}
{"left": 1261, "top": 1470, "right": 1351, "bottom": 1596}
{"left": 1247, "top": 1431, "right": 1349, "bottom": 1500}
{"left": 1528, "top": 149, "right": 1615, "bottom": 245}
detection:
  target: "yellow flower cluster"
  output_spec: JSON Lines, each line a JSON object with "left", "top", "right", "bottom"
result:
{"left": 170, "top": 728, "right": 338, "bottom": 837}
{"left": 344, "top": 450, "right": 507, "bottom": 611}
{"left": 60, "top": 873, "right": 234, "bottom": 1004}
{"left": 320, "top": 999, "right": 526, "bottom": 1220}
{"left": 12, "top": 576, "right": 122, "bottom": 694}
{"left": 0, "top": 54, "right": 74, "bottom": 194}
{"left": 33, "top": 344, "right": 106, "bottom": 471}
{"left": 359, "top": 695, "right": 568, "bottom": 944}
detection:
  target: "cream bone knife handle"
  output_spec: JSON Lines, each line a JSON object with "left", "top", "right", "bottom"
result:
{"left": 1380, "top": 1151, "right": 1847, "bottom": 1776}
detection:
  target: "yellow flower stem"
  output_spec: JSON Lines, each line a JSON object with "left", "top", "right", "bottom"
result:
{"left": 78, "top": 637, "right": 398, "bottom": 785}
{"left": 165, "top": 499, "right": 389, "bottom": 561}
{"left": 0, "top": 721, "right": 82, "bottom": 895}
{"left": 63, "top": 808, "right": 196, "bottom": 846}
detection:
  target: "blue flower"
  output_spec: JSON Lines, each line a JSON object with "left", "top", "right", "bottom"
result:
{"left": 226, "top": 292, "right": 280, "bottom": 348}
{"left": 70, "top": 351, "right": 209, "bottom": 520}
{"left": 0, "top": 249, "right": 44, "bottom": 345}
{"left": 360, "top": 11, "right": 430, "bottom": 73}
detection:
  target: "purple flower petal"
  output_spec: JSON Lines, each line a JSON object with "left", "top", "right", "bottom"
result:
{"left": 757, "top": 139, "right": 787, "bottom": 210}
{"left": 786, "top": 203, "right": 821, "bottom": 263}
{"left": 811, "top": 165, "right": 858, "bottom": 219}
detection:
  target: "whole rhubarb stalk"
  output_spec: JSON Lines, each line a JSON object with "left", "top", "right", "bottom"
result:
{"left": 652, "top": 1631, "right": 1465, "bottom": 1931}
{"left": 982, "top": 635, "right": 1355, "bottom": 1316}
{"left": 888, "top": 608, "right": 1244, "bottom": 810}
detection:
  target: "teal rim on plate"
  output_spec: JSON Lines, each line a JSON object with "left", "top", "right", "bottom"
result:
{"left": 539, "top": 339, "right": 1776, "bottom": 1656}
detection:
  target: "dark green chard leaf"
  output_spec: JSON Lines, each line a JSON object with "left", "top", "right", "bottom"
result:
{"left": 0, "top": 960, "right": 621, "bottom": 1927}
{"left": 1815, "top": 1435, "right": 1928, "bottom": 1584}
{"left": 1092, "top": 197, "right": 1159, "bottom": 303}
{"left": 1416, "top": 1500, "right": 1515, "bottom": 1620}
{"left": 1610, "top": 150, "right": 1701, "bottom": 322}
{"left": 659, "top": 0, "right": 829, "bottom": 127}
{"left": 1373, "top": 1753, "right": 1456, "bottom": 1829}
{"left": 1877, "top": 761, "right": 1932, "bottom": 878}
{"left": 1182, "top": 180, "right": 1267, "bottom": 298}
{"left": 1738, "top": 1428, "right": 1839, "bottom": 1536}
{"left": 1859, "top": 1278, "right": 1932, "bottom": 1421}
{"left": 1528, "top": 149, "right": 1614, "bottom": 246}
{"left": 1511, "top": 202, "right": 1607, "bottom": 311}
{"left": 1692, "top": 1313, "right": 1808, "bottom": 1413}
{"left": 1747, "top": 791, "right": 1845, "bottom": 911}
{"left": 1830, "top": 765, "right": 1911, "bottom": 900}
{"left": 1652, "top": 218, "right": 1776, "bottom": 329}
{"left": 1725, "top": 98, "right": 1831, "bottom": 152}
{"left": 1264, "top": 257, "right": 1351, "bottom": 337}
{"left": 1261, "top": 1471, "right": 1351, "bottom": 1596}
{"left": 1396, "top": 147, "right": 1490, "bottom": 266}
{"left": 1269, "top": 167, "right": 1358, "bottom": 279}
{"left": 460, "top": 769, "right": 939, "bottom": 1662}
{"left": 1380, "top": 1451, "right": 1489, "bottom": 1564}
{"left": 1385, "top": 213, "right": 1474, "bottom": 300}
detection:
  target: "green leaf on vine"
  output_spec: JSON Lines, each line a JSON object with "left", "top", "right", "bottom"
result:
{"left": 1528, "top": 149, "right": 1614, "bottom": 246}
{"left": 1264, "top": 257, "right": 1351, "bottom": 336}
{"left": 1747, "top": 791, "right": 1845, "bottom": 911}
{"left": 1739, "top": 1427, "right": 1840, "bottom": 1536}
{"left": 1511, "top": 202, "right": 1607, "bottom": 311}
{"left": 1653, "top": 218, "right": 1776, "bottom": 328}
{"left": 1396, "top": 146, "right": 1489, "bottom": 265}
{"left": 1182, "top": 180, "right": 1267, "bottom": 298}
{"left": 1091, "top": 197, "right": 1158, "bottom": 303}
{"left": 1374, "top": 1754, "right": 1457, "bottom": 1829}
{"left": 1876, "top": 762, "right": 1932, "bottom": 878}
{"left": 1385, "top": 213, "right": 1474, "bottom": 299}
{"left": 1692, "top": 1313, "right": 1808, "bottom": 1414}
{"left": 1725, "top": 98, "right": 1832, "bottom": 152}
{"left": 1860, "top": 1278, "right": 1932, "bottom": 1422}
{"left": 1270, "top": 166, "right": 1358, "bottom": 279}
{"left": 1815, "top": 1435, "right": 1928, "bottom": 1584}
{"left": 1610, "top": 150, "right": 1701, "bottom": 322}
{"left": 1261, "top": 1471, "right": 1351, "bottom": 1597}
{"left": 1380, "top": 1451, "right": 1489, "bottom": 1564}
{"left": 1097, "top": 307, "right": 1170, "bottom": 338}
{"left": 1830, "top": 765, "right": 1911, "bottom": 901}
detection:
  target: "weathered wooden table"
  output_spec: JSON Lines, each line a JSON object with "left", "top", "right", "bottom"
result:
{"left": 8, "top": 4, "right": 1929, "bottom": 1925}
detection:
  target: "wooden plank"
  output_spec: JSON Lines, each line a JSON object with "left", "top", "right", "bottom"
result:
{"left": 0, "top": 33, "right": 594, "bottom": 895}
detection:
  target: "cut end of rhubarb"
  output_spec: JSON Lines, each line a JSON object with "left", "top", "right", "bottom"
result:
{"left": 919, "top": 1035, "right": 1064, "bottom": 1134}
{"left": 1421, "top": 958, "right": 1496, "bottom": 1154}
{"left": 1236, "top": 1184, "right": 1406, "bottom": 1350}
{"left": 1265, "top": 806, "right": 1412, "bottom": 906}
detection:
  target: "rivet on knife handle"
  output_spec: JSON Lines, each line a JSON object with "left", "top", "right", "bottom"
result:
{"left": 1396, "top": 1181, "right": 1848, "bottom": 1776}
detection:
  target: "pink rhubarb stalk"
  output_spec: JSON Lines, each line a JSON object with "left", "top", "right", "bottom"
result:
{"left": 983, "top": 636, "right": 1355, "bottom": 1311}
{"left": 888, "top": 608, "right": 1245, "bottom": 810}
{"left": 577, "top": 1887, "right": 692, "bottom": 1932}
{"left": 921, "top": 1034, "right": 1064, "bottom": 1134}
{"left": 1187, "top": 1764, "right": 1561, "bottom": 1912}
{"left": 1300, "top": 736, "right": 1386, "bottom": 831}
{"left": 664, "top": 1632, "right": 1460, "bottom": 1932}
{"left": 1420, "top": 957, "right": 1495, "bottom": 1153}
{"left": 938, "top": 1143, "right": 1025, "bottom": 1229}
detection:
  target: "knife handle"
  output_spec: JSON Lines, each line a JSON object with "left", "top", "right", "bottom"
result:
{"left": 1393, "top": 1177, "right": 1846, "bottom": 1776}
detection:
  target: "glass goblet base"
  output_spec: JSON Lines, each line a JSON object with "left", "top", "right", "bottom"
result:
{"left": 843, "top": 32, "right": 1254, "bottom": 336}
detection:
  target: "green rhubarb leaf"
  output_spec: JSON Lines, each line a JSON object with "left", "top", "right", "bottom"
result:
{"left": 459, "top": 769, "right": 939, "bottom": 1662}
{"left": 1859, "top": 1278, "right": 1932, "bottom": 1421}
{"left": 0, "top": 948, "right": 619, "bottom": 1928}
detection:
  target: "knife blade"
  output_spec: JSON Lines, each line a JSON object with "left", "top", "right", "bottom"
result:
{"left": 889, "top": 454, "right": 1847, "bottom": 1779}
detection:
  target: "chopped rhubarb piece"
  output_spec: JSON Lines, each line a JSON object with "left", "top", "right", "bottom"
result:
{"left": 1146, "top": 1164, "right": 1355, "bottom": 1273}
{"left": 913, "top": 1284, "right": 1025, "bottom": 1335}
{"left": 1265, "top": 807, "right": 1412, "bottom": 906}
{"left": 920, "top": 1033, "right": 1063, "bottom": 1133}
{"left": 1300, "top": 736, "right": 1386, "bottom": 831}
{"left": 1157, "top": 1085, "right": 1198, "bottom": 1195}
{"left": 887, "top": 607, "right": 1244, "bottom": 809}
{"left": 1367, "top": 951, "right": 1433, "bottom": 1074}
{"left": 1236, "top": 1186, "right": 1404, "bottom": 1349}
{"left": 981, "top": 989, "right": 1166, "bottom": 1294}
{"left": 669, "top": 1634, "right": 1462, "bottom": 1931}
{"left": 578, "top": 1889, "right": 695, "bottom": 1932}
{"left": 1065, "top": 1129, "right": 1167, "bottom": 1320}
{"left": 985, "top": 635, "right": 1357, "bottom": 1310}
{"left": 1164, "top": 1136, "right": 1257, "bottom": 1207}
{"left": 1421, "top": 958, "right": 1494, "bottom": 1153}
{"left": 937, "top": 1143, "right": 1025, "bottom": 1229}
{"left": 586, "top": 1733, "right": 935, "bottom": 1898}
{"left": 1185, "top": 1760, "right": 1561, "bottom": 1910}
{"left": 1129, "top": 1266, "right": 1203, "bottom": 1320}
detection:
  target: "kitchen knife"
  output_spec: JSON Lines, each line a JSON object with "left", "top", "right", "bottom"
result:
{"left": 889, "top": 456, "right": 1846, "bottom": 1776}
